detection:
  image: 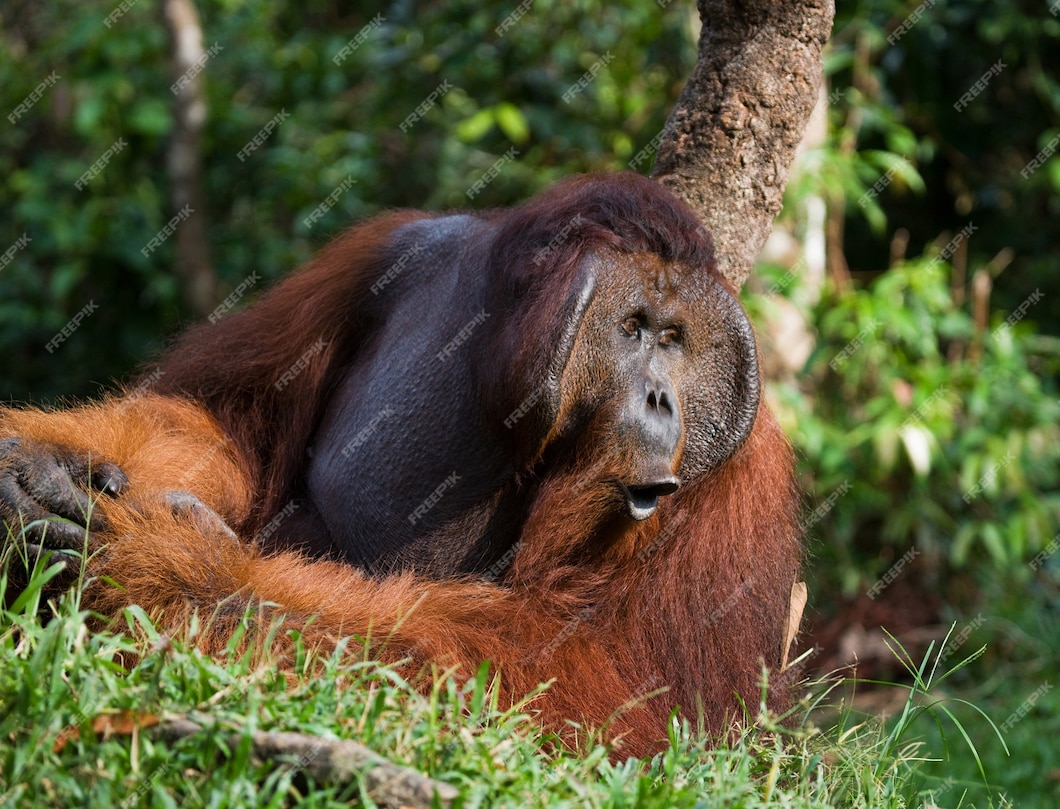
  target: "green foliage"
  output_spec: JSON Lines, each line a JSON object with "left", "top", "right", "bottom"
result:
{"left": 823, "top": 0, "right": 1060, "bottom": 329}
{"left": 756, "top": 261, "right": 1059, "bottom": 595}
{"left": 0, "top": 0, "right": 693, "bottom": 402}
{"left": 907, "top": 577, "right": 1060, "bottom": 808}
{"left": 823, "top": 628, "right": 1017, "bottom": 809}
{"left": 758, "top": 30, "right": 1060, "bottom": 809}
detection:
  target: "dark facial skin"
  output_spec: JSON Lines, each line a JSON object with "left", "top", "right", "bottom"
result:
{"left": 557, "top": 252, "right": 692, "bottom": 520}
{"left": 553, "top": 250, "right": 759, "bottom": 522}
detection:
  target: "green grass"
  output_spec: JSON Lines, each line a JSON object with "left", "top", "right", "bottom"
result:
{"left": 904, "top": 576, "right": 1060, "bottom": 809}
{"left": 0, "top": 542, "right": 1021, "bottom": 808}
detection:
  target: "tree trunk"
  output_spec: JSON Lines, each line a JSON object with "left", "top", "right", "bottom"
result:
{"left": 652, "top": 0, "right": 835, "bottom": 291}
{"left": 163, "top": 0, "right": 219, "bottom": 316}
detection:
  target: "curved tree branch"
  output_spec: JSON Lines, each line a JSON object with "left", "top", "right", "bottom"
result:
{"left": 652, "top": 0, "right": 835, "bottom": 290}
{"left": 156, "top": 718, "right": 458, "bottom": 809}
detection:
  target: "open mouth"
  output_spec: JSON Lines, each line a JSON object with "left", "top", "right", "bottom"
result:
{"left": 621, "top": 478, "right": 680, "bottom": 521}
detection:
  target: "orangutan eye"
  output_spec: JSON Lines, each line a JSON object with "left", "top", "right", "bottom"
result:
{"left": 659, "top": 327, "right": 683, "bottom": 347}
{"left": 621, "top": 317, "right": 642, "bottom": 338}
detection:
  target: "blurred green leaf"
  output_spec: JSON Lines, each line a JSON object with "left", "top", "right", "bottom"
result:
{"left": 128, "top": 100, "right": 172, "bottom": 136}
{"left": 456, "top": 109, "right": 495, "bottom": 143}
{"left": 494, "top": 102, "right": 530, "bottom": 144}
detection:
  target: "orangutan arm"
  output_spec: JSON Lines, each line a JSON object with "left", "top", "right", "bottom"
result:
{"left": 0, "top": 394, "right": 251, "bottom": 556}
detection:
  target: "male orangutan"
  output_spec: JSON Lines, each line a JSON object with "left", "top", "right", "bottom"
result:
{"left": 0, "top": 172, "right": 802, "bottom": 757}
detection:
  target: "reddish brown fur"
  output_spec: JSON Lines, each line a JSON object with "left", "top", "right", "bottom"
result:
{"left": 1, "top": 395, "right": 798, "bottom": 756}
{"left": 1, "top": 175, "right": 802, "bottom": 758}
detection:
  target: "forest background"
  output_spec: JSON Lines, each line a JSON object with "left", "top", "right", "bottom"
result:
{"left": 1, "top": 1, "right": 1058, "bottom": 805}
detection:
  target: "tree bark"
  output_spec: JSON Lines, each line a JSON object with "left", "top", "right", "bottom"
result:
{"left": 652, "top": 0, "right": 835, "bottom": 291}
{"left": 163, "top": 0, "right": 219, "bottom": 316}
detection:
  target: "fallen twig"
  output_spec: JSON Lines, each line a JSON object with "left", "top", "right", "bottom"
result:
{"left": 155, "top": 716, "right": 458, "bottom": 808}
